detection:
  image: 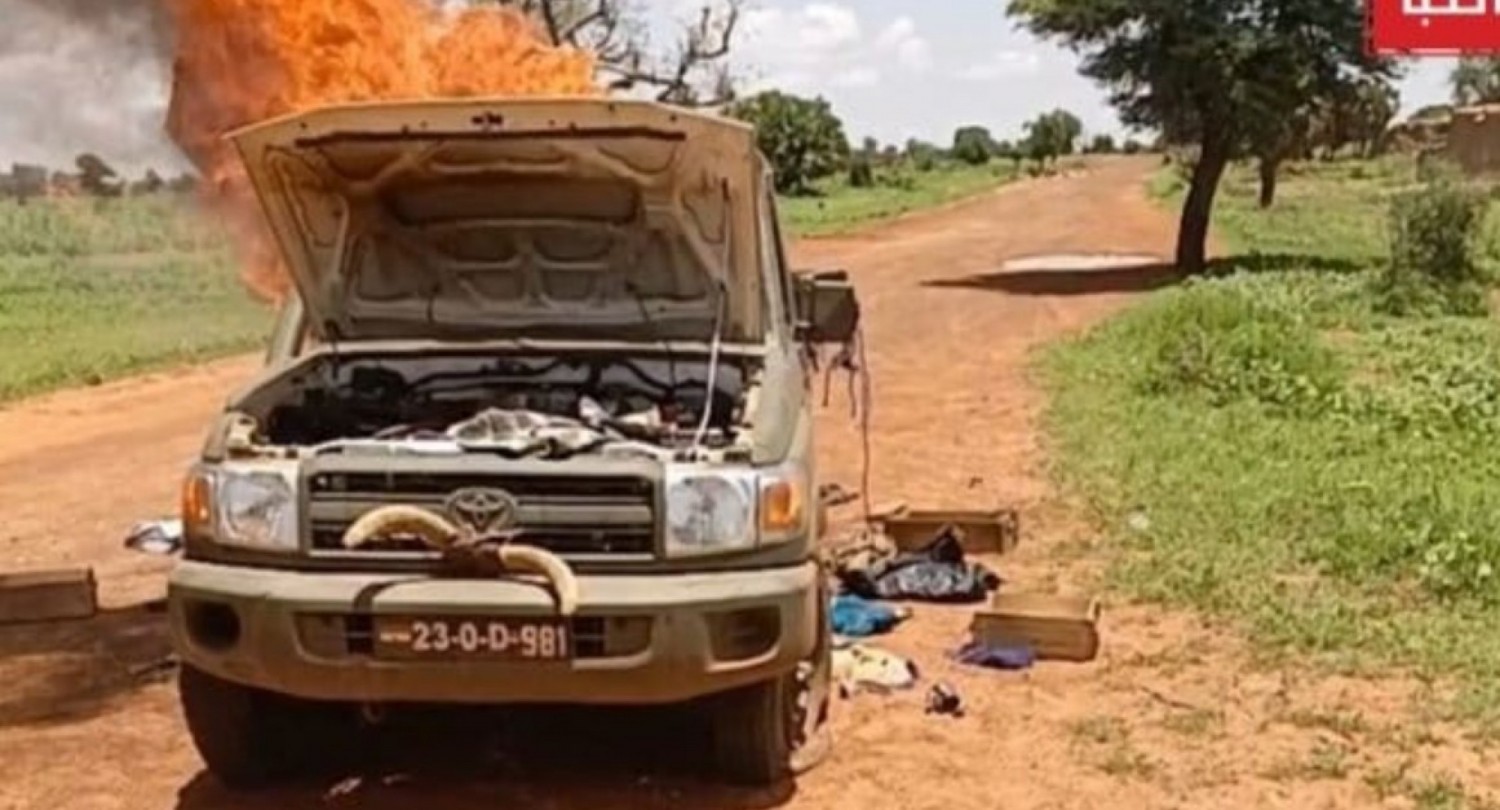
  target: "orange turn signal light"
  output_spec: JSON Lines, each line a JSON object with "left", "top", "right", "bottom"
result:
{"left": 181, "top": 471, "right": 213, "bottom": 535}
{"left": 760, "top": 479, "right": 805, "bottom": 536}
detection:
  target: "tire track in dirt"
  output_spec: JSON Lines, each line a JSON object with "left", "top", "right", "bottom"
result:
{"left": 0, "top": 157, "right": 1473, "bottom": 810}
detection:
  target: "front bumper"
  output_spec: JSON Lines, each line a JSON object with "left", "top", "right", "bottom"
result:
{"left": 168, "top": 560, "right": 819, "bottom": 705}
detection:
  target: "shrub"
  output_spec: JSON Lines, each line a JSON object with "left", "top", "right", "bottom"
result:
{"left": 906, "top": 141, "right": 939, "bottom": 172}
{"left": 848, "top": 153, "right": 875, "bottom": 188}
{"left": 1376, "top": 167, "right": 1488, "bottom": 317}
{"left": 878, "top": 166, "right": 917, "bottom": 191}
{"left": 1134, "top": 283, "right": 1344, "bottom": 410}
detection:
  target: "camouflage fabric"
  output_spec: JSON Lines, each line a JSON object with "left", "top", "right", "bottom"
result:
{"left": 818, "top": 525, "right": 897, "bottom": 582}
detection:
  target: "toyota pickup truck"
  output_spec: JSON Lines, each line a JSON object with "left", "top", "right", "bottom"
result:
{"left": 167, "top": 97, "right": 859, "bottom": 788}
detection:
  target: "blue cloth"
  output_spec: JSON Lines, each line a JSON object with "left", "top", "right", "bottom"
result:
{"left": 830, "top": 594, "right": 902, "bottom": 638}
{"left": 953, "top": 640, "right": 1035, "bottom": 670}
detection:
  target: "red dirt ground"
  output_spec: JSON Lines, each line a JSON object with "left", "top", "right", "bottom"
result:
{"left": 0, "top": 157, "right": 1488, "bottom": 810}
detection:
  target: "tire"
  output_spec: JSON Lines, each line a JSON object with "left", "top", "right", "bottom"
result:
{"left": 709, "top": 673, "right": 797, "bottom": 786}
{"left": 178, "top": 665, "right": 353, "bottom": 789}
{"left": 710, "top": 587, "right": 834, "bottom": 785}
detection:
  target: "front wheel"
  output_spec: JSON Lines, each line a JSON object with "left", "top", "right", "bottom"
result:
{"left": 708, "top": 673, "right": 798, "bottom": 785}
{"left": 178, "top": 665, "right": 355, "bottom": 789}
{"left": 709, "top": 591, "right": 832, "bottom": 785}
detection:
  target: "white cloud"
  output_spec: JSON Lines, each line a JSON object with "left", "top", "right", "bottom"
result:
{"left": 874, "top": 16, "right": 932, "bottom": 72}
{"left": 737, "top": 4, "right": 936, "bottom": 95}
{"left": 831, "top": 66, "right": 881, "bottom": 88}
{"left": 743, "top": 3, "right": 861, "bottom": 65}
{"left": 955, "top": 50, "right": 1042, "bottom": 81}
{"left": 896, "top": 39, "right": 934, "bottom": 72}
{"left": 800, "top": 3, "right": 861, "bottom": 51}
{"left": 874, "top": 16, "right": 915, "bottom": 49}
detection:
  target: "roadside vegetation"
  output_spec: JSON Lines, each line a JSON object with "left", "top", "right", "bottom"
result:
{"left": 0, "top": 197, "right": 270, "bottom": 402}
{"left": 779, "top": 160, "right": 1018, "bottom": 237}
{"left": 1042, "top": 156, "right": 1500, "bottom": 729}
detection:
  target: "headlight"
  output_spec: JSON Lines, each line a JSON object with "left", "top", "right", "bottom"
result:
{"left": 663, "top": 461, "right": 809, "bottom": 558}
{"left": 213, "top": 464, "right": 300, "bottom": 552}
{"left": 665, "top": 471, "right": 756, "bottom": 557}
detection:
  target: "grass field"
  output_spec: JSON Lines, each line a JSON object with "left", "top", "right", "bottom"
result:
{"left": 779, "top": 161, "right": 1019, "bottom": 237}
{"left": 0, "top": 196, "right": 273, "bottom": 402}
{"left": 0, "top": 161, "right": 1015, "bottom": 403}
{"left": 1043, "top": 157, "right": 1500, "bottom": 730}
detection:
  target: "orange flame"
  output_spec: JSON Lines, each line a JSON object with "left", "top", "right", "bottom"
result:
{"left": 164, "top": 0, "right": 597, "bottom": 301}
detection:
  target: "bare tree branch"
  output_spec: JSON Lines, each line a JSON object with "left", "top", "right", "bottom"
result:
{"left": 480, "top": 0, "right": 742, "bottom": 107}
{"left": 537, "top": 0, "right": 562, "bottom": 44}
{"left": 596, "top": 0, "right": 741, "bottom": 106}
{"left": 560, "top": 0, "right": 610, "bottom": 42}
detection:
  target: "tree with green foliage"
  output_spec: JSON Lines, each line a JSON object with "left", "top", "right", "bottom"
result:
{"left": 1009, "top": 0, "right": 1389, "bottom": 273}
{"left": 1248, "top": 76, "right": 1396, "bottom": 208}
{"left": 1021, "top": 109, "right": 1082, "bottom": 166}
{"left": 1087, "top": 134, "right": 1117, "bottom": 154}
{"left": 848, "top": 152, "right": 875, "bottom": 188}
{"left": 726, "top": 90, "right": 849, "bottom": 195}
{"left": 1452, "top": 58, "right": 1500, "bottom": 107}
{"left": 952, "top": 126, "right": 997, "bottom": 165}
{"left": 904, "top": 138, "right": 941, "bottom": 171}
{"left": 1333, "top": 77, "right": 1400, "bottom": 158}
{"left": 1248, "top": 105, "right": 1315, "bottom": 208}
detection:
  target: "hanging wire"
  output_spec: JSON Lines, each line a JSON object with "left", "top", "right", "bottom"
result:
{"left": 820, "top": 326, "right": 874, "bottom": 525}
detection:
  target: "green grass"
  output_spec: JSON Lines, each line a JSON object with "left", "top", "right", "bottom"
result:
{"left": 0, "top": 162, "right": 1017, "bottom": 403}
{"left": 778, "top": 161, "right": 1019, "bottom": 237}
{"left": 0, "top": 252, "right": 273, "bottom": 400}
{"left": 1042, "top": 157, "right": 1500, "bottom": 730}
{"left": 0, "top": 197, "right": 272, "bottom": 401}
{"left": 0, "top": 195, "right": 224, "bottom": 257}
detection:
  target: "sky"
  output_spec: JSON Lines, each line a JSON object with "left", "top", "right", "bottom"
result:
{"left": 725, "top": 0, "right": 1459, "bottom": 147}
{"left": 0, "top": 0, "right": 1463, "bottom": 175}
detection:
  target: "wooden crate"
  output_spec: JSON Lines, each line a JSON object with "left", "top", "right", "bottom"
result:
{"left": 970, "top": 593, "right": 1101, "bottom": 662}
{"left": 871, "top": 506, "right": 1020, "bottom": 555}
{"left": 0, "top": 568, "right": 97, "bottom": 625}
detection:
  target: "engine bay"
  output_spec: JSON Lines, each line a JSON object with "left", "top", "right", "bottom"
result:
{"left": 240, "top": 353, "right": 755, "bottom": 460}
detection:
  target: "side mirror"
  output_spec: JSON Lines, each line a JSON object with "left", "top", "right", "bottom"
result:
{"left": 793, "top": 269, "right": 860, "bottom": 344}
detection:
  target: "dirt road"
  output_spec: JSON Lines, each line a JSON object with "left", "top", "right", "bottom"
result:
{"left": 0, "top": 157, "right": 1464, "bottom": 810}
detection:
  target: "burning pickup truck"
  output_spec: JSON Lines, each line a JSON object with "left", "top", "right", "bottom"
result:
{"left": 168, "top": 97, "right": 859, "bottom": 788}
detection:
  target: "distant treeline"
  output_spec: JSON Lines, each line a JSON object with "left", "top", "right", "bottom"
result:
{"left": 0, "top": 154, "right": 198, "bottom": 201}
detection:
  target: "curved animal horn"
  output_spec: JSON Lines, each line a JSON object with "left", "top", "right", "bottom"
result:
{"left": 340, "top": 507, "right": 579, "bottom": 617}
{"left": 342, "top": 505, "right": 460, "bottom": 550}
{"left": 496, "top": 544, "right": 580, "bottom": 617}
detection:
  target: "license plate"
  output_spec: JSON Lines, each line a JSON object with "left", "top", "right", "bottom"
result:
{"left": 373, "top": 616, "right": 571, "bottom": 661}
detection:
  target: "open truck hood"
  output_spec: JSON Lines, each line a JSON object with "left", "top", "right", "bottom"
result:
{"left": 229, "top": 98, "right": 767, "bottom": 343}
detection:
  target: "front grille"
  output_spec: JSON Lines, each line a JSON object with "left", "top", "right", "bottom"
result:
{"left": 307, "top": 471, "right": 657, "bottom": 558}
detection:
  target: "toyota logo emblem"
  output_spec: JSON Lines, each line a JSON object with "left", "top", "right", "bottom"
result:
{"left": 443, "top": 487, "right": 520, "bottom": 536}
